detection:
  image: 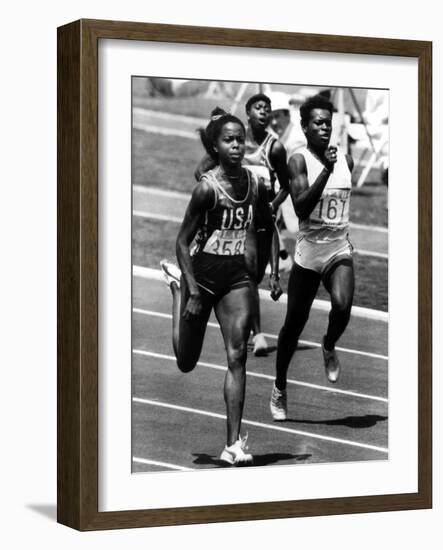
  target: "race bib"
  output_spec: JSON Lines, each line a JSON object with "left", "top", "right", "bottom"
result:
{"left": 203, "top": 229, "right": 246, "bottom": 255}
{"left": 310, "top": 189, "right": 350, "bottom": 227}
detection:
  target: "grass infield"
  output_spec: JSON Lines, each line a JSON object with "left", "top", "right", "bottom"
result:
{"left": 133, "top": 217, "right": 388, "bottom": 312}
{"left": 133, "top": 129, "right": 388, "bottom": 228}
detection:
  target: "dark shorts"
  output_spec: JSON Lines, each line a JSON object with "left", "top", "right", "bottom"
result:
{"left": 192, "top": 253, "right": 250, "bottom": 298}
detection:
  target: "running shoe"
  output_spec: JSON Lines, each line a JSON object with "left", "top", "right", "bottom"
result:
{"left": 252, "top": 333, "right": 268, "bottom": 356}
{"left": 220, "top": 434, "right": 253, "bottom": 466}
{"left": 160, "top": 259, "right": 181, "bottom": 289}
{"left": 270, "top": 383, "right": 287, "bottom": 421}
{"left": 322, "top": 336, "right": 340, "bottom": 383}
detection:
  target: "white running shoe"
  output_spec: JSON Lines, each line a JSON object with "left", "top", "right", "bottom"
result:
{"left": 220, "top": 434, "right": 253, "bottom": 466}
{"left": 160, "top": 259, "right": 181, "bottom": 289}
{"left": 270, "top": 383, "right": 287, "bottom": 421}
{"left": 252, "top": 333, "right": 268, "bottom": 356}
{"left": 322, "top": 336, "right": 340, "bottom": 383}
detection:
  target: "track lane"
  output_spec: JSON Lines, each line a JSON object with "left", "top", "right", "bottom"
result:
{"left": 132, "top": 273, "right": 389, "bottom": 471}
{"left": 133, "top": 311, "right": 388, "bottom": 401}
{"left": 133, "top": 353, "right": 388, "bottom": 448}
{"left": 132, "top": 259, "right": 389, "bottom": 473}
{"left": 134, "top": 276, "right": 388, "bottom": 364}
{"left": 132, "top": 353, "right": 388, "bottom": 472}
{"left": 130, "top": 106, "right": 389, "bottom": 473}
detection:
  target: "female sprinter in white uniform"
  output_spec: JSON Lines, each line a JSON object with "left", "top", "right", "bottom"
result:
{"left": 161, "top": 108, "right": 281, "bottom": 463}
{"left": 270, "top": 94, "right": 354, "bottom": 421}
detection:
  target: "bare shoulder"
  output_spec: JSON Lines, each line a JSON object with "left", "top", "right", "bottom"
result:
{"left": 270, "top": 138, "right": 286, "bottom": 159}
{"left": 288, "top": 151, "right": 307, "bottom": 175}
{"left": 191, "top": 176, "right": 216, "bottom": 211}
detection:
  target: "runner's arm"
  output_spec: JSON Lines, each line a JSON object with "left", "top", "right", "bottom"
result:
{"left": 256, "top": 179, "right": 282, "bottom": 300}
{"left": 176, "top": 180, "right": 214, "bottom": 299}
{"left": 289, "top": 151, "right": 334, "bottom": 220}
{"left": 269, "top": 140, "right": 289, "bottom": 213}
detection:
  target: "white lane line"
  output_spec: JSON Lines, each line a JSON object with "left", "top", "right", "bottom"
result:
{"left": 133, "top": 122, "right": 197, "bottom": 140}
{"left": 133, "top": 397, "right": 388, "bottom": 454}
{"left": 133, "top": 265, "right": 389, "bottom": 323}
{"left": 133, "top": 185, "right": 388, "bottom": 233}
{"left": 133, "top": 308, "right": 388, "bottom": 362}
{"left": 133, "top": 209, "right": 388, "bottom": 262}
{"left": 134, "top": 187, "right": 388, "bottom": 258}
{"left": 133, "top": 349, "right": 388, "bottom": 404}
{"left": 356, "top": 249, "right": 388, "bottom": 260}
{"left": 134, "top": 185, "right": 188, "bottom": 197}
{"left": 133, "top": 107, "right": 206, "bottom": 126}
{"left": 132, "top": 456, "right": 194, "bottom": 471}
{"left": 133, "top": 210, "right": 183, "bottom": 223}
{"left": 134, "top": 186, "right": 190, "bottom": 200}
{"left": 350, "top": 222, "right": 388, "bottom": 234}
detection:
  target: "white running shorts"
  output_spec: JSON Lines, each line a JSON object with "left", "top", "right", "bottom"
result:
{"left": 294, "top": 234, "right": 353, "bottom": 275}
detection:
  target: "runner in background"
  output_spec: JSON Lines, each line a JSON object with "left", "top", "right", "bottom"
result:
{"left": 268, "top": 91, "right": 306, "bottom": 268}
{"left": 241, "top": 93, "right": 289, "bottom": 355}
{"left": 161, "top": 107, "right": 281, "bottom": 463}
{"left": 268, "top": 91, "right": 306, "bottom": 159}
{"left": 270, "top": 94, "right": 354, "bottom": 421}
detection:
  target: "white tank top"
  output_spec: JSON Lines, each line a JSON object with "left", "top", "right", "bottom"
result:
{"left": 298, "top": 147, "right": 352, "bottom": 243}
{"left": 242, "top": 132, "right": 276, "bottom": 195}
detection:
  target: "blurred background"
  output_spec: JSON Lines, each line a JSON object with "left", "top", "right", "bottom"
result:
{"left": 134, "top": 77, "right": 389, "bottom": 187}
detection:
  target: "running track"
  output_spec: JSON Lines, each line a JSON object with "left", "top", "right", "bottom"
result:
{"left": 131, "top": 105, "right": 388, "bottom": 472}
{"left": 132, "top": 274, "right": 388, "bottom": 472}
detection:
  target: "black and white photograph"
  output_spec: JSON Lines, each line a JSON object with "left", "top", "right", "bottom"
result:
{"left": 3, "top": 0, "right": 437, "bottom": 544}
{"left": 131, "top": 77, "right": 389, "bottom": 472}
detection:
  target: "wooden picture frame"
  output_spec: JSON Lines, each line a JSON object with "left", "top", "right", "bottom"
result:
{"left": 57, "top": 18, "right": 432, "bottom": 530}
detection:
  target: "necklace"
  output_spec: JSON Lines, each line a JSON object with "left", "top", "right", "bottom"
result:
{"left": 217, "top": 166, "right": 242, "bottom": 181}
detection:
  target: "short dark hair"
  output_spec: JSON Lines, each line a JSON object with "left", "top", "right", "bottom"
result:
{"left": 198, "top": 107, "right": 246, "bottom": 162}
{"left": 245, "top": 93, "right": 271, "bottom": 113}
{"left": 300, "top": 94, "right": 333, "bottom": 126}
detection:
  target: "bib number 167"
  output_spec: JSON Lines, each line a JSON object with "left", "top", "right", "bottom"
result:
{"left": 317, "top": 197, "right": 347, "bottom": 222}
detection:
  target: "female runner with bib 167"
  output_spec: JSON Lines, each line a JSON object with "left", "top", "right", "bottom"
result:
{"left": 161, "top": 107, "right": 282, "bottom": 465}
{"left": 270, "top": 94, "right": 355, "bottom": 421}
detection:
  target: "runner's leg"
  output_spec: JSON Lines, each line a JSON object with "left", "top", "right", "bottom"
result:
{"left": 215, "top": 286, "right": 252, "bottom": 446}
{"left": 245, "top": 230, "right": 269, "bottom": 353}
{"left": 323, "top": 259, "right": 354, "bottom": 350}
{"left": 249, "top": 281, "right": 262, "bottom": 335}
{"left": 275, "top": 263, "right": 321, "bottom": 390}
{"left": 171, "top": 280, "right": 213, "bottom": 372}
